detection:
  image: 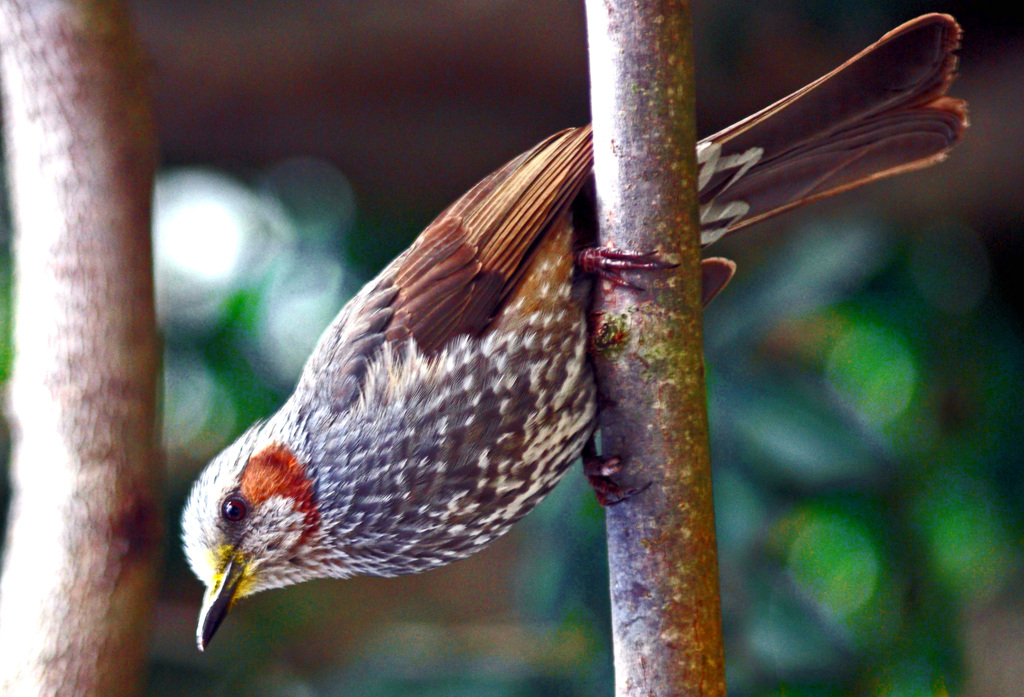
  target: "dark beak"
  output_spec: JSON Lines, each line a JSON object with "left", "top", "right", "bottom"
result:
{"left": 197, "top": 555, "right": 246, "bottom": 651}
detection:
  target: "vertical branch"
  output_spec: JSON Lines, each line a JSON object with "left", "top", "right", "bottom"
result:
{"left": 584, "top": 2, "right": 725, "bottom": 696}
{"left": 0, "top": 1, "right": 161, "bottom": 695}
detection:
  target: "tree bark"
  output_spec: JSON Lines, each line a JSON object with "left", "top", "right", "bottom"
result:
{"left": 584, "top": 1, "right": 725, "bottom": 695}
{"left": 0, "top": 1, "right": 160, "bottom": 695}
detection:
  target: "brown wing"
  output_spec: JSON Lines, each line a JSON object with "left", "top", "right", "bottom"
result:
{"left": 299, "top": 14, "right": 967, "bottom": 413}
{"left": 296, "top": 128, "right": 593, "bottom": 412}
{"left": 697, "top": 13, "right": 967, "bottom": 244}
{"left": 384, "top": 126, "right": 593, "bottom": 354}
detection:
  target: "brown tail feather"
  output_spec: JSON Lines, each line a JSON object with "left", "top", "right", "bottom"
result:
{"left": 698, "top": 13, "right": 968, "bottom": 245}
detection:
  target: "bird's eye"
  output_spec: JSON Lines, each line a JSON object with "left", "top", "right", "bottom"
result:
{"left": 221, "top": 496, "right": 248, "bottom": 523}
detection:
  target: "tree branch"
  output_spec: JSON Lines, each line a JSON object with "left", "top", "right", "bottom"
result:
{"left": 584, "top": 1, "right": 725, "bottom": 695}
{"left": 0, "top": 0, "right": 161, "bottom": 694}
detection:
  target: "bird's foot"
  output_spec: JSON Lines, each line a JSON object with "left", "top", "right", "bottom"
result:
{"left": 576, "top": 248, "right": 736, "bottom": 306}
{"left": 575, "top": 247, "right": 677, "bottom": 291}
{"left": 582, "top": 439, "right": 644, "bottom": 506}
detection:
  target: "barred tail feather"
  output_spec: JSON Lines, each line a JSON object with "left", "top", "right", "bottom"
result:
{"left": 698, "top": 13, "right": 968, "bottom": 245}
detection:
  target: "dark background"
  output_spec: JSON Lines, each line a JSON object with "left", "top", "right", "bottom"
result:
{"left": 2, "top": 1, "right": 1023, "bottom": 695}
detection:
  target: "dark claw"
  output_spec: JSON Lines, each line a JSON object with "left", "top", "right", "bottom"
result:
{"left": 575, "top": 247, "right": 678, "bottom": 290}
{"left": 581, "top": 438, "right": 645, "bottom": 506}
{"left": 588, "top": 476, "right": 638, "bottom": 506}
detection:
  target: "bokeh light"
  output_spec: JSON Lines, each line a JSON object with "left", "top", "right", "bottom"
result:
{"left": 784, "top": 507, "right": 880, "bottom": 620}
{"left": 153, "top": 169, "right": 293, "bottom": 333}
{"left": 911, "top": 474, "right": 1014, "bottom": 598}
{"left": 256, "top": 254, "right": 348, "bottom": 387}
{"left": 826, "top": 320, "right": 917, "bottom": 428}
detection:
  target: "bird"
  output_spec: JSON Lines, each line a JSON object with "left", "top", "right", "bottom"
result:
{"left": 181, "top": 14, "right": 967, "bottom": 650}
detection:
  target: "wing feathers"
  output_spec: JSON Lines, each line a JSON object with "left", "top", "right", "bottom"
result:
{"left": 387, "top": 126, "right": 593, "bottom": 355}
{"left": 299, "top": 15, "right": 967, "bottom": 415}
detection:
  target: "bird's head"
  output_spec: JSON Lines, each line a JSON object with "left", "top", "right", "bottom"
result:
{"left": 181, "top": 423, "right": 322, "bottom": 650}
